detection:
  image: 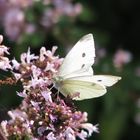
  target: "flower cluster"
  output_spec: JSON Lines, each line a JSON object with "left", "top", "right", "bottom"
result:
{"left": 0, "top": 35, "right": 11, "bottom": 71}
{"left": 0, "top": 0, "right": 82, "bottom": 41}
{"left": 0, "top": 35, "right": 98, "bottom": 140}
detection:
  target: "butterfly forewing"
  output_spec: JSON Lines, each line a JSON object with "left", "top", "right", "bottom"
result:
{"left": 62, "top": 66, "right": 94, "bottom": 80}
{"left": 58, "top": 34, "right": 95, "bottom": 78}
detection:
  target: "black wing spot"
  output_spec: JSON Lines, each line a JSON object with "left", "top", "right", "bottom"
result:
{"left": 97, "top": 79, "right": 102, "bottom": 82}
{"left": 81, "top": 64, "right": 85, "bottom": 68}
{"left": 82, "top": 52, "right": 86, "bottom": 57}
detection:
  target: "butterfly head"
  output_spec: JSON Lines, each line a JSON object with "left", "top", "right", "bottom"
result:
{"left": 52, "top": 75, "right": 64, "bottom": 89}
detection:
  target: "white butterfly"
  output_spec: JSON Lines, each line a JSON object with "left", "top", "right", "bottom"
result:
{"left": 53, "top": 34, "right": 121, "bottom": 100}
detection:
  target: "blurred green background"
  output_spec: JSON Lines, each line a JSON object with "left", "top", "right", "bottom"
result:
{"left": 0, "top": 0, "right": 140, "bottom": 139}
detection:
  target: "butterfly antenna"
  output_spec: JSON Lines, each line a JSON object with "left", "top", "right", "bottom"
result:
{"left": 56, "top": 90, "right": 60, "bottom": 101}
{"left": 47, "top": 83, "right": 60, "bottom": 101}
{"left": 49, "top": 84, "right": 54, "bottom": 91}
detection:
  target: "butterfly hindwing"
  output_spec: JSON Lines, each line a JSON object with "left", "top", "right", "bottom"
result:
{"left": 60, "top": 80, "right": 106, "bottom": 100}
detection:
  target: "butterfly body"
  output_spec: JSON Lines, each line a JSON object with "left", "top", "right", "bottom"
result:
{"left": 53, "top": 75, "right": 63, "bottom": 89}
{"left": 54, "top": 34, "right": 121, "bottom": 100}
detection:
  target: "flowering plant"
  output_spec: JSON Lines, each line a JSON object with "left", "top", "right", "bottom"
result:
{"left": 0, "top": 0, "right": 82, "bottom": 41}
{"left": 0, "top": 35, "right": 98, "bottom": 140}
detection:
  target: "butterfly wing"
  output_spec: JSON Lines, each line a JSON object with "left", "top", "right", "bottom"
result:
{"left": 68, "top": 75, "right": 121, "bottom": 87}
{"left": 60, "top": 80, "right": 106, "bottom": 100}
{"left": 62, "top": 66, "right": 93, "bottom": 80}
{"left": 59, "top": 75, "right": 121, "bottom": 100}
{"left": 58, "top": 34, "right": 95, "bottom": 78}
{"left": 90, "top": 75, "right": 121, "bottom": 87}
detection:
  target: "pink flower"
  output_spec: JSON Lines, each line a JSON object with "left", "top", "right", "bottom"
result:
{"left": 12, "top": 58, "right": 20, "bottom": 70}
{"left": 20, "top": 48, "right": 38, "bottom": 64}
{"left": 17, "top": 90, "right": 27, "bottom": 98}
{"left": 0, "top": 45, "right": 9, "bottom": 55}
{"left": 46, "top": 132, "right": 56, "bottom": 140}
{"left": 81, "top": 123, "right": 99, "bottom": 135}
{"left": 113, "top": 49, "right": 132, "bottom": 70}
{"left": 1, "top": 121, "right": 8, "bottom": 137}
{"left": 4, "top": 8, "right": 25, "bottom": 40}
{"left": 9, "top": 0, "right": 33, "bottom": 8}
{"left": 8, "top": 109, "right": 28, "bottom": 121}
{"left": 0, "top": 35, "right": 12, "bottom": 70}
{"left": 41, "top": 91, "right": 52, "bottom": 102}
{"left": 0, "top": 35, "right": 3, "bottom": 44}
{"left": 64, "top": 127, "right": 76, "bottom": 140}
{"left": 39, "top": 46, "right": 58, "bottom": 62}
{"left": 0, "top": 56, "right": 12, "bottom": 70}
